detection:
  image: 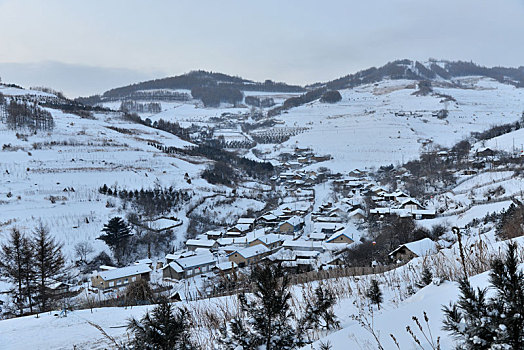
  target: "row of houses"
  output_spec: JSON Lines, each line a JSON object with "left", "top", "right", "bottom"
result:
{"left": 89, "top": 234, "right": 441, "bottom": 291}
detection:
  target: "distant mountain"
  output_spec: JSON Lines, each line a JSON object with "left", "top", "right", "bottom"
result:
{"left": 77, "top": 60, "right": 524, "bottom": 108}
{"left": 311, "top": 59, "right": 524, "bottom": 90}
{"left": 264, "top": 59, "right": 524, "bottom": 116}
{"left": 77, "top": 70, "right": 305, "bottom": 105}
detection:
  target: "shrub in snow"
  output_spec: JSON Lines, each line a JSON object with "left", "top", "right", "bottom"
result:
{"left": 417, "top": 265, "right": 433, "bottom": 288}
{"left": 366, "top": 279, "right": 383, "bottom": 310}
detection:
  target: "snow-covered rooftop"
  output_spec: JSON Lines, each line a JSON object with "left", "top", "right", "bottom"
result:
{"left": 98, "top": 264, "right": 152, "bottom": 281}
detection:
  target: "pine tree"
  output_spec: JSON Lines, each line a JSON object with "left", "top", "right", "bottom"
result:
{"left": 97, "top": 217, "right": 132, "bottom": 264}
{"left": 21, "top": 236, "right": 35, "bottom": 313}
{"left": 127, "top": 300, "right": 196, "bottom": 350}
{"left": 417, "top": 265, "right": 433, "bottom": 288}
{"left": 488, "top": 242, "right": 524, "bottom": 349}
{"left": 0, "top": 228, "right": 27, "bottom": 315}
{"left": 442, "top": 242, "right": 524, "bottom": 349}
{"left": 220, "top": 263, "right": 302, "bottom": 349}
{"left": 301, "top": 283, "right": 340, "bottom": 333}
{"left": 442, "top": 279, "right": 496, "bottom": 349}
{"left": 33, "top": 223, "right": 66, "bottom": 312}
{"left": 366, "top": 279, "right": 383, "bottom": 310}
{"left": 220, "top": 316, "right": 257, "bottom": 350}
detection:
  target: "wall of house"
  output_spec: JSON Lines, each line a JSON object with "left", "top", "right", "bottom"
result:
{"left": 229, "top": 253, "right": 248, "bottom": 267}
{"left": 392, "top": 248, "right": 417, "bottom": 262}
{"left": 91, "top": 273, "right": 148, "bottom": 290}
{"left": 163, "top": 266, "right": 183, "bottom": 280}
{"left": 330, "top": 235, "right": 353, "bottom": 244}
{"left": 279, "top": 222, "right": 294, "bottom": 233}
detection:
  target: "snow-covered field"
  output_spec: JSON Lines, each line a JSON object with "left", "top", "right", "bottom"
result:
{"left": 0, "top": 103, "right": 212, "bottom": 259}
{"left": 101, "top": 77, "right": 524, "bottom": 173}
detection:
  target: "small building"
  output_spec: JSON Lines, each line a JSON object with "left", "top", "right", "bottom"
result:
{"left": 225, "top": 223, "right": 251, "bottom": 237}
{"left": 279, "top": 216, "right": 304, "bottom": 234}
{"left": 249, "top": 234, "right": 286, "bottom": 250}
{"left": 237, "top": 217, "right": 256, "bottom": 230}
{"left": 185, "top": 239, "right": 219, "bottom": 251}
{"left": 213, "top": 261, "right": 238, "bottom": 276}
{"left": 313, "top": 222, "right": 344, "bottom": 235}
{"left": 282, "top": 239, "right": 324, "bottom": 252}
{"left": 325, "top": 232, "right": 354, "bottom": 244}
{"left": 162, "top": 253, "right": 217, "bottom": 280}
{"left": 475, "top": 147, "right": 495, "bottom": 158}
{"left": 91, "top": 264, "right": 152, "bottom": 290}
{"left": 228, "top": 245, "right": 271, "bottom": 268}
{"left": 205, "top": 230, "right": 222, "bottom": 240}
{"left": 348, "top": 208, "right": 366, "bottom": 221}
{"left": 259, "top": 213, "right": 279, "bottom": 226}
{"left": 399, "top": 198, "right": 423, "bottom": 210}
{"left": 308, "top": 232, "right": 326, "bottom": 241}
{"left": 389, "top": 238, "right": 439, "bottom": 262}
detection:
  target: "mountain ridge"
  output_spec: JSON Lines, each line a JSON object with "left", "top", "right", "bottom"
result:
{"left": 76, "top": 59, "right": 524, "bottom": 107}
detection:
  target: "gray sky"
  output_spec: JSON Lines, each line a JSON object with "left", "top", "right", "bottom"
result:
{"left": 1, "top": 0, "right": 523, "bottom": 97}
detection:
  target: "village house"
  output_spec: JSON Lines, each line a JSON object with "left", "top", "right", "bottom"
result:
{"left": 228, "top": 245, "right": 271, "bottom": 268}
{"left": 475, "top": 147, "right": 496, "bottom": 158}
{"left": 308, "top": 231, "right": 326, "bottom": 241}
{"left": 313, "top": 222, "right": 345, "bottom": 235}
{"left": 248, "top": 233, "right": 287, "bottom": 250}
{"left": 399, "top": 198, "right": 424, "bottom": 210}
{"left": 237, "top": 217, "right": 256, "bottom": 230}
{"left": 205, "top": 230, "right": 222, "bottom": 240}
{"left": 229, "top": 223, "right": 252, "bottom": 235}
{"left": 162, "top": 253, "right": 217, "bottom": 280}
{"left": 348, "top": 169, "right": 366, "bottom": 177}
{"left": 282, "top": 239, "right": 324, "bottom": 252}
{"left": 134, "top": 258, "right": 154, "bottom": 268}
{"left": 91, "top": 264, "right": 152, "bottom": 290}
{"left": 389, "top": 238, "right": 439, "bottom": 262}
{"left": 325, "top": 231, "right": 354, "bottom": 244}
{"left": 212, "top": 261, "right": 238, "bottom": 276}
{"left": 258, "top": 213, "right": 279, "bottom": 226}
{"left": 279, "top": 216, "right": 305, "bottom": 234}
{"left": 348, "top": 208, "right": 366, "bottom": 221}
{"left": 185, "top": 239, "right": 219, "bottom": 251}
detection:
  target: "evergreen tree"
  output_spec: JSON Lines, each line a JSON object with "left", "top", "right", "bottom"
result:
{"left": 33, "top": 224, "right": 66, "bottom": 312}
{"left": 0, "top": 228, "right": 28, "bottom": 315}
{"left": 366, "top": 279, "right": 383, "bottom": 310}
{"left": 488, "top": 242, "right": 524, "bottom": 348}
{"left": 417, "top": 265, "right": 433, "bottom": 288}
{"left": 220, "top": 263, "right": 302, "bottom": 349}
{"left": 97, "top": 217, "right": 132, "bottom": 264}
{"left": 220, "top": 316, "right": 257, "bottom": 349}
{"left": 21, "top": 236, "right": 35, "bottom": 313}
{"left": 443, "top": 242, "right": 524, "bottom": 349}
{"left": 301, "top": 283, "right": 340, "bottom": 333}
{"left": 127, "top": 300, "right": 196, "bottom": 350}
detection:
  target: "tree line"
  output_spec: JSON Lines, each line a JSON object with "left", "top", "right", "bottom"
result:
{"left": 99, "top": 184, "right": 192, "bottom": 218}
{"left": 191, "top": 85, "right": 244, "bottom": 107}
{"left": 5, "top": 99, "right": 54, "bottom": 131}
{"left": 120, "top": 101, "right": 162, "bottom": 114}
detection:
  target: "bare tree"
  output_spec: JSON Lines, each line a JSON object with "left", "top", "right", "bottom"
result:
{"left": 75, "top": 241, "right": 94, "bottom": 264}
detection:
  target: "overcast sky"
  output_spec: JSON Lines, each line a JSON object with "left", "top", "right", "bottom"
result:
{"left": 1, "top": 0, "right": 523, "bottom": 97}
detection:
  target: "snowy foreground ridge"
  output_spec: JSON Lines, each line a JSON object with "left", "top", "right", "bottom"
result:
{"left": 0, "top": 242, "right": 516, "bottom": 350}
